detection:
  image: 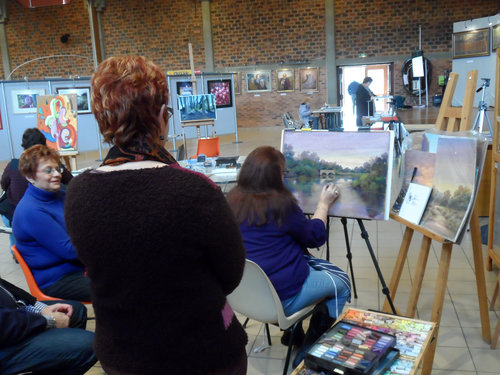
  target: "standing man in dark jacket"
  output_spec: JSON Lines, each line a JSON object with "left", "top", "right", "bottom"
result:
{"left": 355, "top": 77, "right": 376, "bottom": 127}
{"left": 0, "top": 276, "right": 96, "bottom": 375}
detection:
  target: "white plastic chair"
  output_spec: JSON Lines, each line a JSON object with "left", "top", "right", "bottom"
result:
{"left": 227, "top": 260, "right": 319, "bottom": 375}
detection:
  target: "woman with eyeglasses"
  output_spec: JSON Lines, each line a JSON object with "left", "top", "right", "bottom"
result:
{"left": 64, "top": 56, "right": 248, "bottom": 375}
{"left": 12, "top": 144, "right": 90, "bottom": 301}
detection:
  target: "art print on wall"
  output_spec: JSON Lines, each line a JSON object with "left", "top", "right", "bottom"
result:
{"left": 56, "top": 87, "right": 91, "bottom": 114}
{"left": 276, "top": 69, "right": 294, "bottom": 92}
{"left": 178, "top": 94, "right": 216, "bottom": 122}
{"left": 176, "top": 81, "right": 194, "bottom": 96}
{"left": 207, "top": 79, "right": 233, "bottom": 108}
{"left": 453, "top": 28, "right": 490, "bottom": 59}
{"left": 37, "top": 94, "right": 78, "bottom": 151}
{"left": 233, "top": 72, "right": 241, "bottom": 95}
{"left": 493, "top": 24, "right": 500, "bottom": 51}
{"left": 299, "top": 67, "right": 318, "bottom": 92}
{"left": 246, "top": 71, "right": 271, "bottom": 93}
{"left": 11, "top": 89, "right": 45, "bottom": 114}
{"left": 281, "top": 130, "right": 394, "bottom": 220}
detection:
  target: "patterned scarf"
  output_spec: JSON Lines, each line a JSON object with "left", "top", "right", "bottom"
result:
{"left": 102, "top": 144, "right": 177, "bottom": 167}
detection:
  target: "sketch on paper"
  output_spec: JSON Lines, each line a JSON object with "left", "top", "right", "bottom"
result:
{"left": 281, "top": 130, "right": 394, "bottom": 220}
{"left": 36, "top": 94, "right": 78, "bottom": 151}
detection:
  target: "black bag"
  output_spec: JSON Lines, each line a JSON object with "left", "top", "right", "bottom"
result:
{"left": 0, "top": 191, "right": 14, "bottom": 223}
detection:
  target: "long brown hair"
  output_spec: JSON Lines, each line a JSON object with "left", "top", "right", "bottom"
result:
{"left": 227, "top": 146, "right": 297, "bottom": 226}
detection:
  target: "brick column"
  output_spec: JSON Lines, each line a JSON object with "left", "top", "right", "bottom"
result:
{"left": 325, "top": 0, "right": 337, "bottom": 105}
{"left": 201, "top": 0, "right": 214, "bottom": 72}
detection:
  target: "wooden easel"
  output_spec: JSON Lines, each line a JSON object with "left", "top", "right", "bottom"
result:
{"left": 382, "top": 70, "right": 491, "bottom": 375}
{"left": 486, "top": 48, "right": 500, "bottom": 348}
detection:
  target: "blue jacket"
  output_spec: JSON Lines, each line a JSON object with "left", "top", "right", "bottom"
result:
{"left": 238, "top": 205, "right": 326, "bottom": 300}
{"left": 299, "top": 103, "right": 311, "bottom": 126}
{"left": 12, "top": 184, "right": 83, "bottom": 289}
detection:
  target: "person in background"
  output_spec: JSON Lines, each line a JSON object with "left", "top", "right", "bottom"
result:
{"left": 12, "top": 145, "right": 90, "bottom": 301}
{"left": 227, "top": 146, "right": 351, "bottom": 368}
{"left": 299, "top": 97, "right": 312, "bottom": 128}
{"left": 64, "top": 55, "right": 248, "bottom": 375}
{"left": 0, "top": 275, "right": 96, "bottom": 375}
{"left": 355, "top": 77, "right": 375, "bottom": 127}
{"left": 0, "top": 128, "right": 73, "bottom": 253}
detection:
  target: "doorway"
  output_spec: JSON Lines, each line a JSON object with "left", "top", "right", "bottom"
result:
{"left": 339, "top": 63, "right": 393, "bottom": 129}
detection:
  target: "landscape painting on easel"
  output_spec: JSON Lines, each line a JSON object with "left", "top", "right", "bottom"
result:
{"left": 419, "top": 136, "right": 476, "bottom": 242}
{"left": 281, "top": 130, "right": 394, "bottom": 220}
{"left": 178, "top": 94, "right": 216, "bottom": 122}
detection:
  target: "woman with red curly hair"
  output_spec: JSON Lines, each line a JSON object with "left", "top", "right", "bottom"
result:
{"left": 64, "top": 56, "right": 248, "bottom": 375}
{"left": 12, "top": 144, "right": 90, "bottom": 301}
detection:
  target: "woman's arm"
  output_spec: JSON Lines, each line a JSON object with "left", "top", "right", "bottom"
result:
{"left": 312, "top": 183, "right": 339, "bottom": 225}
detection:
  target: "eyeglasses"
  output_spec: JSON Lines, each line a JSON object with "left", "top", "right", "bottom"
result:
{"left": 282, "top": 169, "right": 289, "bottom": 176}
{"left": 165, "top": 106, "right": 173, "bottom": 121}
{"left": 40, "top": 166, "right": 64, "bottom": 175}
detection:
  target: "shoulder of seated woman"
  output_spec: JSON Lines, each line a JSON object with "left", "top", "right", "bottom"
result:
{"left": 96, "top": 161, "right": 168, "bottom": 172}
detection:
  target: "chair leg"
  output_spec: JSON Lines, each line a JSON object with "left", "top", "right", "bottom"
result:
{"left": 490, "top": 279, "right": 499, "bottom": 311}
{"left": 283, "top": 321, "right": 301, "bottom": 375}
{"left": 265, "top": 323, "right": 272, "bottom": 346}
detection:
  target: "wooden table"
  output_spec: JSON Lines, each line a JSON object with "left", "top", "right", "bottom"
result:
{"left": 291, "top": 308, "right": 435, "bottom": 375}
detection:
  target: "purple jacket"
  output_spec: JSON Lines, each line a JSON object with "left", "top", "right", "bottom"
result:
{"left": 239, "top": 205, "right": 327, "bottom": 300}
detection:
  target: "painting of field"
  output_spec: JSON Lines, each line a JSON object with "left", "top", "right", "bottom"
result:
{"left": 419, "top": 136, "right": 476, "bottom": 242}
{"left": 281, "top": 130, "right": 394, "bottom": 220}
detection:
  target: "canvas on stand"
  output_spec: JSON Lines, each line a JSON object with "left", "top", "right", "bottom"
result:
{"left": 281, "top": 130, "right": 394, "bottom": 220}
{"left": 36, "top": 94, "right": 78, "bottom": 151}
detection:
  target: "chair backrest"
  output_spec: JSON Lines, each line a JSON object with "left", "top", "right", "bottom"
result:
{"left": 11, "top": 245, "right": 61, "bottom": 301}
{"left": 196, "top": 137, "right": 220, "bottom": 157}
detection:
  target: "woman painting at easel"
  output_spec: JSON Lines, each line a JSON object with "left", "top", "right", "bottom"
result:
{"left": 355, "top": 77, "right": 376, "bottom": 127}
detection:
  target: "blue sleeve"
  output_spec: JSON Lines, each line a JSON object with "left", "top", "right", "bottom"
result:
{"left": 0, "top": 307, "right": 46, "bottom": 347}
{"left": 284, "top": 206, "right": 327, "bottom": 248}
{"left": 28, "top": 207, "right": 78, "bottom": 261}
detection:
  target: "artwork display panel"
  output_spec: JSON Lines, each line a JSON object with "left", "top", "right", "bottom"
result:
{"left": 36, "top": 94, "right": 78, "bottom": 151}
{"left": 453, "top": 28, "right": 490, "bottom": 59}
{"left": 281, "top": 130, "right": 394, "bottom": 220}
{"left": 56, "top": 87, "right": 91, "bottom": 114}
{"left": 178, "top": 94, "right": 216, "bottom": 122}
{"left": 299, "top": 67, "right": 319, "bottom": 92}
{"left": 493, "top": 24, "right": 500, "bottom": 51}
{"left": 276, "top": 69, "right": 294, "bottom": 92}
{"left": 12, "top": 89, "right": 45, "bottom": 114}
{"left": 246, "top": 71, "right": 271, "bottom": 93}
{"left": 207, "top": 79, "right": 233, "bottom": 108}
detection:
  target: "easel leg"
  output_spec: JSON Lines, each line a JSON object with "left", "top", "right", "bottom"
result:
{"left": 382, "top": 227, "right": 413, "bottom": 313}
{"left": 357, "top": 219, "right": 397, "bottom": 315}
{"left": 341, "top": 217, "right": 357, "bottom": 298}
{"left": 406, "top": 236, "right": 432, "bottom": 318}
{"left": 470, "top": 211, "right": 492, "bottom": 343}
{"left": 421, "top": 242, "right": 453, "bottom": 375}
{"left": 326, "top": 217, "right": 330, "bottom": 261}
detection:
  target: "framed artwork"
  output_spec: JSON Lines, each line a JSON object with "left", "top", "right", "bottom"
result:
{"left": 299, "top": 67, "right": 319, "bottom": 91}
{"left": 207, "top": 79, "right": 233, "bottom": 108}
{"left": 11, "top": 89, "right": 45, "bottom": 114}
{"left": 493, "top": 24, "right": 500, "bottom": 51}
{"left": 178, "top": 94, "right": 216, "bottom": 122}
{"left": 276, "top": 69, "right": 295, "bottom": 92}
{"left": 56, "top": 87, "right": 91, "bottom": 114}
{"left": 37, "top": 94, "right": 78, "bottom": 151}
{"left": 246, "top": 71, "right": 271, "bottom": 93}
{"left": 453, "top": 28, "right": 490, "bottom": 59}
{"left": 233, "top": 72, "right": 241, "bottom": 95}
{"left": 176, "top": 81, "right": 193, "bottom": 96}
{"left": 281, "top": 130, "right": 394, "bottom": 221}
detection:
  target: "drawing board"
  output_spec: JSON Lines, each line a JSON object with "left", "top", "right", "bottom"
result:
{"left": 281, "top": 130, "right": 394, "bottom": 220}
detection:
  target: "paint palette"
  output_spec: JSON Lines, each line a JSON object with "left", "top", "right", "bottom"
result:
{"left": 304, "top": 321, "right": 399, "bottom": 375}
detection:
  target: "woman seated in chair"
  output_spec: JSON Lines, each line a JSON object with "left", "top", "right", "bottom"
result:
{"left": 12, "top": 145, "right": 90, "bottom": 301}
{"left": 227, "top": 146, "right": 351, "bottom": 367}
{"left": 64, "top": 56, "right": 247, "bottom": 375}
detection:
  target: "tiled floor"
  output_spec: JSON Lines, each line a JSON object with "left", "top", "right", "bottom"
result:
{"left": 1, "top": 126, "right": 499, "bottom": 374}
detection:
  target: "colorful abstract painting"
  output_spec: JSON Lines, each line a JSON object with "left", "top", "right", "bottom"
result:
{"left": 281, "top": 130, "right": 394, "bottom": 220}
{"left": 36, "top": 94, "right": 78, "bottom": 151}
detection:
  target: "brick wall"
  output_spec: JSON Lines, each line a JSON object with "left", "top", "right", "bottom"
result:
{"left": 2, "top": 0, "right": 498, "bottom": 127}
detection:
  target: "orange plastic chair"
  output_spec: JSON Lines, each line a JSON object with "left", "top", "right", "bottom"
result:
{"left": 11, "top": 245, "right": 91, "bottom": 304}
{"left": 190, "top": 137, "right": 220, "bottom": 159}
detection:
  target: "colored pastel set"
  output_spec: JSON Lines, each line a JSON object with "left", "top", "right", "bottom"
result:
{"left": 305, "top": 321, "right": 399, "bottom": 375}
